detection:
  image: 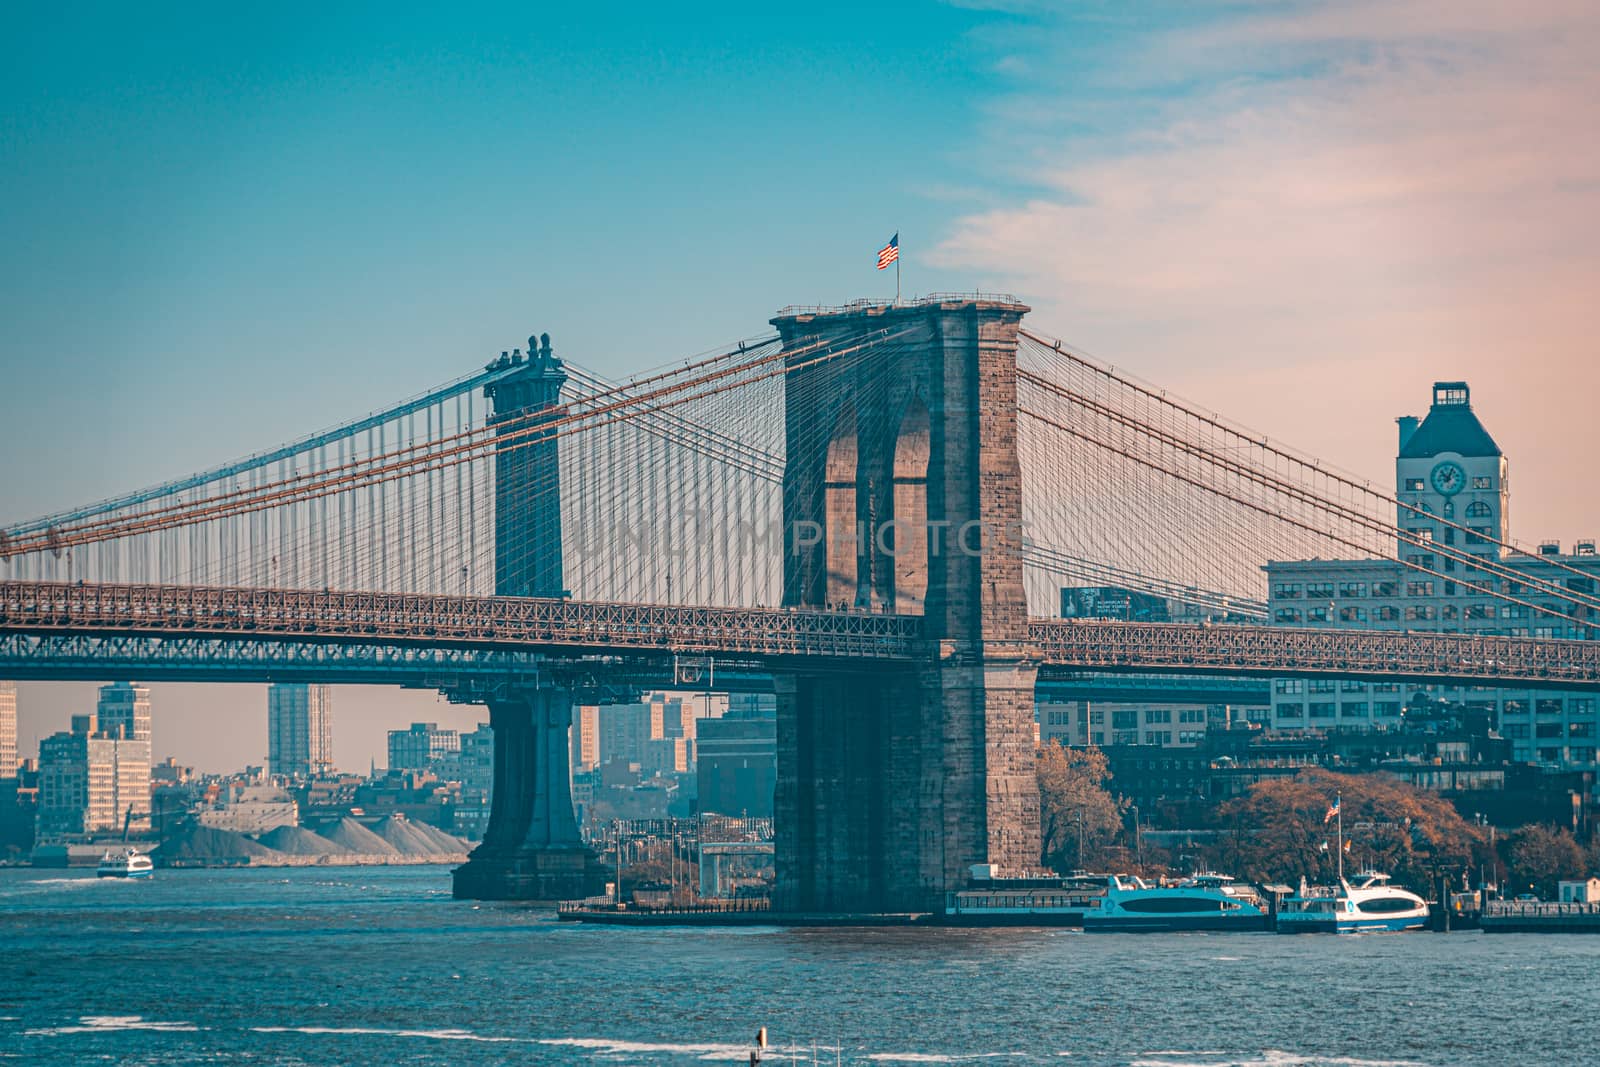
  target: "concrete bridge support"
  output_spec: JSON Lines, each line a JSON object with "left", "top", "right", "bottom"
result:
{"left": 772, "top": 297, "right": 1039, "bottom": 913}
{"left": 452, "top": 685, "right": 607, "bottom": 900}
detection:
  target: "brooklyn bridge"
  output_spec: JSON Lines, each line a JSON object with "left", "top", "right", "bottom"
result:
{"left": 4, "top": 296, "right": 1597, "bottom": 911}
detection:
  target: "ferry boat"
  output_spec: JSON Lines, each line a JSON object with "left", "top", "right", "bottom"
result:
{"left": 944, "top": 867, "right": 1109, "bottom": 925}
{"left": 1083, "top": 872, "right": 1271, "bottom": 932}
{"left": 96, "top": 847, "right": 154, "bottom": 879}
{"left": 1275, "top": 793, "right": 1428, "bottom": 933}
{"left": 1275, "top": 871, "right": 1429, "bottom": 933}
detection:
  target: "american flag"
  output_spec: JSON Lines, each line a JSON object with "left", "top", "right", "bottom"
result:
{"left": 877, "top": 233, "right": 899, "bottom": 270}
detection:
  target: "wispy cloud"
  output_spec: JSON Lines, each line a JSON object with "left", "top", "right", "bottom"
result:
{"left": 936, "top": 0, "right": 1600, "bottom": 541}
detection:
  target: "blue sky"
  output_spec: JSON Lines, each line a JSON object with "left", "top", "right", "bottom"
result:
{"left": 5, "top": 1, "right": 1597, "bottom": 769}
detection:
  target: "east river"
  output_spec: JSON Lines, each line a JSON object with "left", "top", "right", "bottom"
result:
{"left": 3, "top": 865, "right": 1597, "bottom": 1065}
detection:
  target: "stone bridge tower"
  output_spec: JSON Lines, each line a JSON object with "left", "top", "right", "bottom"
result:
{"left": 771, "top": 297, "right": 1039, "bottom": 913}
{"left": 453, "top": 334, "right": 605, "bottom": 901}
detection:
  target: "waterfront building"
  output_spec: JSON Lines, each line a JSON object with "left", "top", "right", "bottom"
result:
{"left": 1040, "top": 699, "right": 1224, "bottom": 748}
{"left": 195, "top": 784, "right": 298, "bottom": 833}
{"left": 267, "top": 684, "right": 333, "bottom": 778}
{"left": 1266, "top": 382, "right": 1600, "bottom": 767}
{"left": 97, "top": 682, "right": 151, "bottom": 742}
{"left": 696, "top": 704, "right": 777, "bottom": 818}
{"left": 598, "top": 702, "right": 661, "bottom": 767}
{"left": 0, "top": 681, "right": 16, "bottom": 778}
{"left": 387, "top": 721, "right": 461, "bottom": 771}
{"left": 36, "top": 711, "right": 151, "bottom": 836}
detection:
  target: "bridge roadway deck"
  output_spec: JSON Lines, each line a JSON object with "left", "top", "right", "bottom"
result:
{"left": 2, "top": 581, "right": 1598, "bottom": 690}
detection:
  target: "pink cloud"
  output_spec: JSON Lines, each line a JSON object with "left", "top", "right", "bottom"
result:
{"left": 936, "top": 0, "right": 1600, "bottom": 545}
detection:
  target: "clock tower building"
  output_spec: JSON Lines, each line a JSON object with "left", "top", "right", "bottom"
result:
{"left": 1395, "top": 381, "right": 1508, "bottom": 561}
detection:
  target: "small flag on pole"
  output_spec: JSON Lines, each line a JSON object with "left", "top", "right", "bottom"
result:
{"left": 877, "top": 233, "right": 900, "bottom": 270}
{"left": 1324, "top": 796, "right": 1341, "bottom": 824}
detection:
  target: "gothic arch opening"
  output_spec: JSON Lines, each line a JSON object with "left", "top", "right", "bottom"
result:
{"left": 891, "top": 396, "right": 930, "bottom": 614}
{"left": 824, "top": 403, "right": 858, "bottom": 608}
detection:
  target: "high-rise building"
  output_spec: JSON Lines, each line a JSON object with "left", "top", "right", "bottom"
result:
{"left": 387, "top": 722, "right": 461, "bottom": 771}
{"left": 267, "top": 684, "right": 333, "bottom": 778}
{"left": 1266, "top": 381, "right": 1600, "bottom": 766}
{"left": 0, "top": 681, "right": 17, "bottom": 778}
{"left": 36, "top": 710, "right": 151, "bottom": 836}
{"left": 454, "top": 724, "right": 494, "bottom": 839}
{"left": 571, "top": 705, "right": 600, "bottom": 772}
{"left": 96, "top": 682, "right": 151, "bottom": 741}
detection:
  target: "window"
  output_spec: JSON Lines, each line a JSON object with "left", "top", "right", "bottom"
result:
{"left": 1274, "top": 583, "right": 1302, "bottom": 599}
{"left": 1339, "top": 606, "right": 1367, "bottom": 622}
{"left": 1308, "top": 606, "right": 1329, "bottom": 622}
{"left": 1441, "top": 604, "right": 1458, "bottom": 619}
{"left": 1407, "top": 581, "right": 1434, "bottom": 597}
{"left": 1537, "top": 699, "right": 1564, "bottom": 715}
{"left": 1373, "top": 683, "right": 1401, "bottom": 693}
{"left": 1441, "top": 527, "right": 1456, "bottom": 546}
{"left": 1409, "top": 528, "right": 1434, "bottom": 543}
{"left": 1113, "top": 710, "right": 1139, "bottom": 729}
{"left": 1574, "top": 699, "right": 1595, "bottom": 715}
{"left": 1339, "top": 582, "right": 1368, "bottom": 598}
{"left": 1472, "top": 476, "right": 1493, "bottom": 489}
{"left": 1309, "top": 702, "right": 1336, "bottom": 719}
{"left": 1375, "top": 702, "right": 1402, "bottom": 717}
{"left": 1373, "top": 581, "right": 1399, "bottom": 597}
{"left": 1443, "top": 501, "right": 1455, "bottom": 519}
{"left": 1342, "top": 703, "right": 1369, "bottom": 718}
{"left": 1469, "top": 526, "right": 1494, "bottom": 544}
{"left": 1341, "top": 680, "right": 1368, "bottom": 692}
{"left": 1089, "top": 708, "right": 1105, "bottom": 724}
{"left": 1537, "top": 722, "right": 1564, "bottom": 738}
{"left": 1504, "top": 700, "right": 1527, "bottom": 717}
{"left": 1144, "top": 730, "right": 1172, "bottom": 746}
{"left": 1309, "top": 679, "right": 1337, "bottom": 693}
{"left": 1504, "top": 723, "right": 1530, "bottom": 739}
{"left": 1501, "top": 605, "right": 1527, "bottom": 619}
{"left": 1405, "top": 605, "right": 1438, "bottom": 620}
{"left": 1405, "top": 478, "right": 1425, "bottom": 491}
{"left": 1179, "top": 709, "right": 1206, "bottom": 723}
{"left": 1179, "top": 731, "right": 1205, "bottom": 745}
{"left": 1466, "top": 501, "right": 1492, "bottom": 518}
{"left": 1275, "top": 679, "right": 1305, "bottom": 695}
{"left": 1307, "top": 582, "right": 1334, "bottom": 598}
{"left": 1538, "top": 747, "right": 1562, "bottom": 763}
{"left": 1465, "top": 604, "right": 1493, "bottom": 620}
{"left": 1570, "top": 722, "right": 1592, "bottom": 738}
{"left": 1277, "top": 704, "right": 1304, "bottom": 719}
{"left": 1145, "top": 709, "right": 1172, "bottom": 724}
{"left": 1570, "top": 577, "right": 1597, "bottom": 595}
{"left": 1375, "top": 606, "right": 1401, "bottom": 621}
{"left": 1275, "top": 608, "right": 1303, "bottom": 623}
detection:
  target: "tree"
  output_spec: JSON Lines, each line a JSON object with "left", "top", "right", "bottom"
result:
{"left": 1207, "top": 769, "right": 1488, "bottom": 888}
{"left": 1506, "top": 825, "right": 1586, "bottom": 898}
{"left": 1036, "top": 742, "right": 1123, "bottom": 873}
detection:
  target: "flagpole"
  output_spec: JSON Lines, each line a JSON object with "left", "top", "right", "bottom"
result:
{"left": 895, "top": 234, "right": 901, "bottom": 305}
{"left": 1336, "top": 795, "right": 1344, "bottom": 884}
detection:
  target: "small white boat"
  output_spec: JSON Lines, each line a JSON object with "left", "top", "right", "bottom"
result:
{"left": 97, "top": 847, "right": 154, "bottom": 879}
{"left": 1083, "top": 872, "right": 1271, "bottom": 932}
{"left": 1276, "top": 871, "right": 1429, "bottom": 933}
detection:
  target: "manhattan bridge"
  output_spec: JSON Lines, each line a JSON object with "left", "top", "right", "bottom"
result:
{"left": 3, "top": 296, "right": 1597, "bottom": 912}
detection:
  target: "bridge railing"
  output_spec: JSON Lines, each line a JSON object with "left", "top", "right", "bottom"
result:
{"left": 0, "top": 581, "right": 922, "bottom": 661}
{"left": 1031, "top": 619, "right": 1600, "bottom": 689}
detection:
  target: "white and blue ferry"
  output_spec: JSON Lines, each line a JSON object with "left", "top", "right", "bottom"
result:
{"left": 1275, "top": 871, "right": 1429, "bottom": 933}
{"left": 1082, "top": 872, "right": 1271, "bottom": 932}
{"left": 96, "top": 847, "right": 154, "bottom": 879}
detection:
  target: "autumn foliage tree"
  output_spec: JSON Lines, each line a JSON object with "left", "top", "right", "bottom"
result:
{"left": 1037, "top": 742, "right": 1124, "bottom": 873}
{"left": 1208, "top": 769, "right": 1488, "bottom": 887}
{"left": 1505, "top": 825, "right": 1586, "bottom": 898}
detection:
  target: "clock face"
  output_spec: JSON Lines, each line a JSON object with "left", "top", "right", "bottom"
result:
{"left": 1430, "top": 460, "right": 1466, "bottom": 496}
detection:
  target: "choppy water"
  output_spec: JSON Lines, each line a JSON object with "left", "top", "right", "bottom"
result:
{"left": 2, "top": 864, "right": 1597, "bottom": 1066}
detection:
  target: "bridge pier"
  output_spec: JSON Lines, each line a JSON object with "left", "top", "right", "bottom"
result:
{"left": 452, "top": 686, "right": 606, "bottom": 901}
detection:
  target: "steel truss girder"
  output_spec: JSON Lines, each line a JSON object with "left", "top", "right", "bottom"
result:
{"left": 1031, "top": 619, "right": 1600, "bottom": 691}
{"left": 0, "top": 581, "right": 922, "bottom": 662}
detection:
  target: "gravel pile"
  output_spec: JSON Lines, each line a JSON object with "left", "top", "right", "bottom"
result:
{"left": 319, "top": 817, "right": 400, "bottom": 855}
{"left": 160, "top": 826, "right": 283, "bottom": 861}
{"left": 374, "top": 815, "right": 444, "bottom": 857}
{"left": 409, "top": 821, "right": 471, "bottom": 855}
{"left": 256, "top": 825, "right": 344, "bottom": 856}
